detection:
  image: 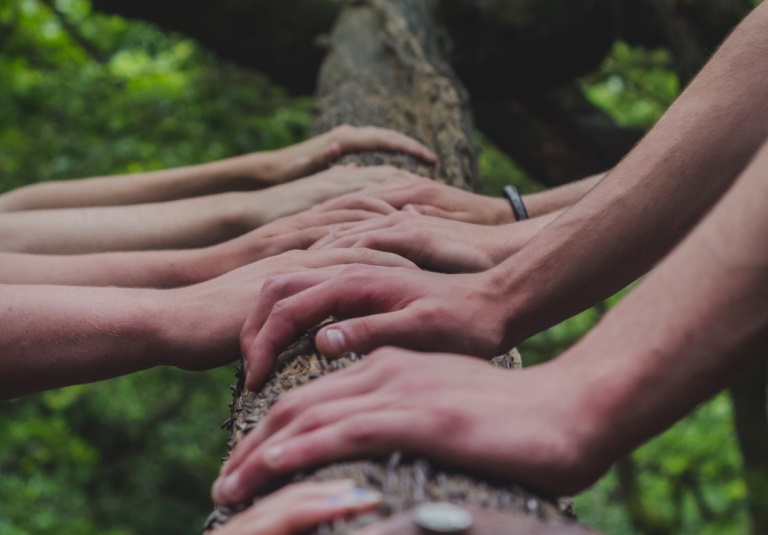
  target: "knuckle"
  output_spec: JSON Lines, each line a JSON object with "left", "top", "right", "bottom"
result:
{"left": 270, "top": 394, "right": 302, "bottom": 422}
{"left": 343, "top": 418, "right": 380, "bottom": 446}
{"left": 427, "top": 401, "right": 467, "bottom": 433}
{"left": 260, "top": 276, "right": 287, "bottom": 299}
{"left": 413, "top": 302, "right": 443, "bottom": 326}
{"left": 333, "top": 124, "right": 354, "bottom": 135}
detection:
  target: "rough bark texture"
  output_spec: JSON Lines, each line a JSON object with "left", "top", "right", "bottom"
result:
{"left": 204, "top": 1, "right": 583, "bottom": 533}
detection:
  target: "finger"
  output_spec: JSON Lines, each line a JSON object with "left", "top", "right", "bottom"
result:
{"left": 221, "top": 362, "right": 384, "bottom": 480}
{"left": 310, "top": 234, "right": 363, "bottom": 251}
{"left": 304, "top": 209, "right": 386, "bottom": 227}
{"left": 217, "top": 394, "right": 396, "bottom": 503}
{"left": 406, "top": 203, "right": 474, "bottom": 222}
{"left": 304, "top": 248, "right": 418, "bottom": 271}
{"left": 241, "top": 268, "right": 349, "bottom": 388}
{"left": 214, "top": 480, "right": 381, "bottom": 534}
{"left": 246, "top": 410, "right": 423, "bottom": 491}
{"left": 319, "top": 304, "right": 449, "bottom": 356}
{"left": 243, "top": 266, "right": 415, "bottom": 388}
{"left": 342, "top": 127, "right": 437, "bottom": 164}
{"left": 315, "top": 194, "right": 397, "bottom": 216}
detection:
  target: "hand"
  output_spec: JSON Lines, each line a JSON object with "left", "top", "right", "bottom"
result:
{"left": 207, "top": 204, "right": 394, "bottom": 276}
{"left": 311, "top": 210, "right": 531, "bottom": 272}
{"left": 240, "top": 264, "right": 514, "bottom": 388}
{"left": 212, "top": 480, "right": 381, "bottom": 535}
{"left": 264, "top": 125, "right": 437, "bottom": 182}
{"left": 325, "top": 178, "right": 514, "bottom": 225}
{"left": 212, "top": 349, "right": 608, "bottom": 506}
{"left": 258, "top": 165, "right": 426, "bottom": 223}
{"left": 165, "top": 248, "right": 418, "bottom": 372}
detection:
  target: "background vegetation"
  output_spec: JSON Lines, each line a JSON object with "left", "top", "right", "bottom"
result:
{"left": 0, "top": 1, "right": 763, "bottom": 534}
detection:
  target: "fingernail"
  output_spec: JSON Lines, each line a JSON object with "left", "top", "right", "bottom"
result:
{"left": 332, "top": 488, "right": 382, "bottom": 509}
{"left": 213, "top": 472, "right": 241, "bottom": 504}
{"left": 264, "top": 445, "right": 284, "bottom": 468}
{"left": 323, "top": 328, "right": 347, "bottom": 355}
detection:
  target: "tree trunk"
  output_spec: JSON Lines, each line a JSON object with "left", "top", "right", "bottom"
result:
{"left": 204, "top": 1, "right": 586, "bottom": 533}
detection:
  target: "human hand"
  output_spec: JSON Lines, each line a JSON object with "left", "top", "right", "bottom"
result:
{"left": 212, "top": 349, "right": 608, "bottom": 506}
{"left": 264, "top": 125, "right": 437, "bottom": 182}
{"left": 240, "top": 264, "right": 514, "bottom": 388}
{"left": 324, "top": 178, "right": 514, "bottom": 225}
{"left": 164, "top": 248, "right": 418, "bottom": 372}
{"left": 211, "top": 480, "right": 381, "bottom": 535}
{"left": 259, "top": 165, "right": 426, "bottom": 223}
{"left": 207, "top": 204, "right": 395, "bottom": 275}
{"left": 311, "top": 210, "right": 532, "bottom": 272}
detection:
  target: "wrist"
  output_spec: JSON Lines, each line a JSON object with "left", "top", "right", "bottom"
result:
{"left": 488, "top": 196, "right": 517, "bottom": 225}
{"left": 157, "top": 284, "right": 242, "bottom": 370}
{"left": 482, "top": 260, "right": 544, "bottom": 348}
{"left": 238, "top": 151, "right": 288, "bottom": 183}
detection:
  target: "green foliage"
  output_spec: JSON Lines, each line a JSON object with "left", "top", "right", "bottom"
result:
{"left": 0, "top": 3, "right": 754, "bottom": 535}
{"left": 581, "top": 41, "right": 679, "bottom": 128}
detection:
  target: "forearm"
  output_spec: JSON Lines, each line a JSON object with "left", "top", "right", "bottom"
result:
{"left": 0, "top": 152, "right": 280, "bottom": 212}
{"left": 560, "top": 140, "right": 768, "bottom": 465}
{"left": 0, "top": 285, "right": 173, "bottom": 399}
{"left": 523, "top": 173, "right": 604, "bottom": 218}
{"left": 493, "top": 5, "right": 768, "bottom": 342}
{"left": 0, "top": 191, "right": 264, "bottom": 254}
{"left": 0, "top": 248, "right": 226, "bottom": 288}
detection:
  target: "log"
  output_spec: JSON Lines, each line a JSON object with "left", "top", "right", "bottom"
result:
{"left": 205, "top": 1, "right": 586, "bottom": 533}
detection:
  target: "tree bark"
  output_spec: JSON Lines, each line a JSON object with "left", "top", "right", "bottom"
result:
{"left": 204, "top": 1, "right": 585, "bottom": 533}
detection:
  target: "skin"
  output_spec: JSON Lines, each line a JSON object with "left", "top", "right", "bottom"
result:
{"left": 214, "top": 137, "right": 768, "bottom": 505}
{"left": 0, "top": 125, "right": 436, "bottom": 211}
{"left": 0, "top": 248, "right": 416, "bottom": 401}
{"left": 211, "top": 480, "right": 381, "bottom": 535}
{"left": 0, "top": 166, "right": 422, "bottom": 254}
{"left": 0, "top": 196, "right": 397, "bottom": 287}
{"left": 239, "top": 3, "right": 768, "bottom": 388}
{"left": 321, "top": 172, "right": 602, "bottom": 225}
{"left": 311, "top": 208, "right": 561, "bottom": 273}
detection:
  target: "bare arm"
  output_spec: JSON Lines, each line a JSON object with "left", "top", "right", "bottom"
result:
{"left": 493, "top": 3, "right": 768, "bottom": 344}
{"left": 0, "top": 207, "right": 387, "bottom": 287}
{"left": 0, "top": 166, "right": 417, "bottom": 254}
{"left": 0, "top": 248, "right": 415, "bottom": 400}
{"left": 235, "top": 4, "right": 768, "bottom": 384}
{"left": 0, "top": 126, "right": 436, "bottom": 212}
{"left": 216, "top": 138, "right": 768, "bottom": 505}
{"left": 522, "top": 172, "right": 604, "bottom": 218}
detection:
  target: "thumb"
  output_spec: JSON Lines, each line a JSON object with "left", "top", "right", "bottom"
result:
{"left": 316, "top": 312, "right": 414, "bottom": 357}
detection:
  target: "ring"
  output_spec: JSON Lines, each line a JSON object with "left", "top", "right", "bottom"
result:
{"left": 414, "top": 502, "right": 473, "bottom": 534}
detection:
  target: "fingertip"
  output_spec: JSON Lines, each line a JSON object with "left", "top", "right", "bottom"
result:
{"left": 212, "top": 472, "right": 242, "bottom": 506}
{"left": 317, "top": 327, "right": 348, "bottom": 356}
{"left": 423, "top": 149, "right": 438, "bottom": 164}
{"left": 327, "top": 142, "right": 342, "bottom": 161}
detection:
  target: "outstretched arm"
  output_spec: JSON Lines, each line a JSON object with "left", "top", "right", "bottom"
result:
{"left": 238, "top": 4, "right": 768, "bottom": 375}
{"left": 0, "top": 206, "right": 388, "bottom": 287}
{"left": 0, "top": 166, "right": 417, "bottom": 254}
{"left": 324, "top": 172, "right": 602, "bottom": 226}
{"left": 215, "top": 138, "right": 768, "bottom": 505}
{"left": 0, "top": 126, "right": 436, "bottom": 212}
{"left": 0, "top": 248, "right": 415, "bottom": 400}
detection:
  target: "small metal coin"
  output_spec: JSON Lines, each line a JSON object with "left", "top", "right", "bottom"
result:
{"left": 414, "top": 502, "right": 473, "bottom": 534}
